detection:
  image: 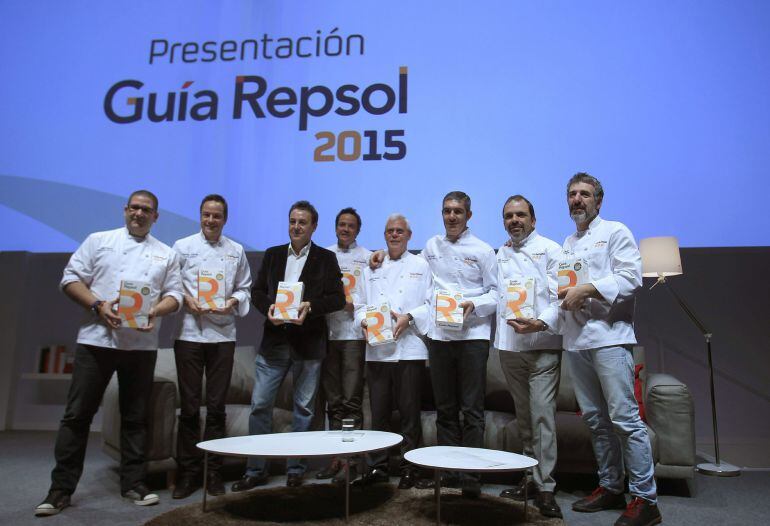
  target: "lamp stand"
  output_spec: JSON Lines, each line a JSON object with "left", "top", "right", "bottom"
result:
{"left": 658, "top": 276, "right": 741, "bottom": 477}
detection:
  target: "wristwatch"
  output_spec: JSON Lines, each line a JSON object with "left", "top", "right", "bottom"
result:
{"left": 539, "top": 320, "right": 549, "bottom": 332}
{"left": 406, "top": 313, "right": 414, "bottom": 326}
{"left": 90, "top": 300, "right": 104, "bottom": 314}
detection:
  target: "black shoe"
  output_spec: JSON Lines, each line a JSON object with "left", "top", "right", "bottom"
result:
{"left": 231, "top": 474, "right": 269, "bottom": 493}
{"left": 34, "top": 490, "right": 70, "bottom": 516}
{"left": 499, "top": 477, "right": 538, "bottom": 501}
{"left": 121, "top": 482, "right": 159, "bottom": 506}
{"left": 316, "top": 458, "right": 342, "bottom": 479}
{"left": 535, "top": 491, "right": 563, "bottom": 518}
{"left": 333, "top": 463, "right": 358, "bottom": 485}
{"left": 172, "top": 476, "right": 200, "bottom": 499}
{"left": 398, "top": 472, "right": 416, "bottom": 489}
{"left": 207, "top": 472, "right": 226, "bottom": 496}
{"left": 460, "top": 478, "right": 481, "bottom": 499}
{"left": 414, "top": 476, "right": 436, "bottom": 489}
{"left": 572, "top": 486, "right": 627, "bottom": 513}
{"left": 286, "top": 473, "right": 304, "bottom": 487}
{"left": 614, "top": 497, "right": 662, "bottom": 526}
{"left": 414, "top": 472, "right": 459, "bottom": 490}
{"left": 353, "top": 468, "right": 389, "bottom": 487}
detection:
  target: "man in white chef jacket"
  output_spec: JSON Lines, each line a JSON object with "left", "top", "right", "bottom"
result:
{"left": 170, "top": 194, "right": 252, "bottom": 499}
{"left": 354, "top": 214, "right": 432, "bottom": 490}
{"left": 515, "top": 173, "right": 662, "bottom": 526}
{"left": 495, "top": 195, "right": 563, "bottom": 519}
{"left": 36, "top": 190, "right": 183, "bottom": 517}
{"left": 372, "top": 191, "right": 497, "bottom": 496}
{"left": 316, "top": 207, "right": 371, "bottom": 483}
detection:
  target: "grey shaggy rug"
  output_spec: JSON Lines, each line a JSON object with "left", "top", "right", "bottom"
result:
{"left": 145, "top": 484, "right": 565, "bottom": 525}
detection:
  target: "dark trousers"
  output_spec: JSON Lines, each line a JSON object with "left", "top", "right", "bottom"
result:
{"left": 174, "top": 340, "right": 235, "bottom": 477}
{"left": 428, "top": 339, "right": 489, "bottom": 481}
{"left": 50, "top": 344, "right": 156, "bottom": 494}
{"left": 321, "top": 340, "right": 366, "bottom": 430}
{"left": 366, "top": 360, "right": 424, "bottom": 474}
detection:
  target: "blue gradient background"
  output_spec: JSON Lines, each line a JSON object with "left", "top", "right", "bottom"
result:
{"left": 1, "top": 1, "right": 768, "bottom": 251}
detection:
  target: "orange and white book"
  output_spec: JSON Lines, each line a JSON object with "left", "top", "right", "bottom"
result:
{"left": 365, "top": 302, "right": 395, "bottom": 346}
{"left": 198, "top": 268, "right": 226, "bottom": 310}
{"left": 557, "top": 258, "right": 589, "bottom": 294}
{"left": 118, "top": 280, "right": 152, "bottom": 328}
{"left": 435, "top": 289, "right": 464, "bottom": 329}
{"left": 504, "top": 277, "right": 536, "bottom": 319}
{"left": 340, "top": 265, "right": 363, "bottom": 304}
{"left": 274, "top": 281, "right": 304, "bottom": 321}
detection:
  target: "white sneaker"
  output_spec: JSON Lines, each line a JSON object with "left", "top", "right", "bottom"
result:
{"left": 121, "top": 483, "right": 159, "bottom": 506}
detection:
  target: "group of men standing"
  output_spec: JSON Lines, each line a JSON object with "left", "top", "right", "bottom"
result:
{"left": 36, "top": 172, "right": 662, "bottom": 526}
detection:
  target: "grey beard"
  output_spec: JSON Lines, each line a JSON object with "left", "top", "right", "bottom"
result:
{"left": 570, "top": 210, "right": 587, "bottom": 223}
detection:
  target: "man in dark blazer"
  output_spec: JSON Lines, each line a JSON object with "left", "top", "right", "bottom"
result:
{"left": 232, "top": 200, "right": 346, "bottom": 490}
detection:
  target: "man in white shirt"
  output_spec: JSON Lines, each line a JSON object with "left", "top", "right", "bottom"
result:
{"left": 418, "top": 191, "right": 497, "bottom": 497}
{"left": 171, "top": 194, "right": 252, "bottom": 499}
{"left": 232, "top": 201, "right": 345, "bottom": 491}
{"left": 354, "top": 214, "right": 432, "bottom": 489}
{"left": 36, "top": 190, "right": 183, "bottom": 516}
{"left": 517, "top": 173, "right": 662, "bottom": 526}
{"left": 316, "top": 208, "right": 371, "bottom": 483}
{"left": 495, "top": 195, "right": 563, "bottom": 519}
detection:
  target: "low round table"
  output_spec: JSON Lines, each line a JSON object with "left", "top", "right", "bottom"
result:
{"left": 405, "top": 446, "right": 538, "bottom": 524}
{"left": 197, "top": 430, "right": 402, "bottom": 520}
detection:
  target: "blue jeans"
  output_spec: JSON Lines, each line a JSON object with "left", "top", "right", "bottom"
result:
{"left": 245, "top": 343, "right": 322, "bottom": 477}
{"left": 566, "top": 346, "right": 657, "bottom": 502}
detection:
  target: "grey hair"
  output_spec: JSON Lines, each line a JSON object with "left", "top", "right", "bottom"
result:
{"left": 385, "top": 213, "right": 411, "bottom": 232}
{"left": 567, "top": 172, "right": 604, "bottom": 202}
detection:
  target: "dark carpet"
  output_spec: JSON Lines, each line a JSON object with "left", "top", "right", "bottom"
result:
{"left": 145, "top": 484, "right": 565, "bottom": 526}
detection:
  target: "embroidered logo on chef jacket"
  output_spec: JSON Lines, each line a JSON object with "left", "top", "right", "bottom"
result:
{"left": 593, "top": 240, "right": 608, "bottom": 249}
{"left": 408, "top": 272, "right": 424, "bottom": 279}
{"left": 531, "top": 252, "right": 545, "bottom": 261}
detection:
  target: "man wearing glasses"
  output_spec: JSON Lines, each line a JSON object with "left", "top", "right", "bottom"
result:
{"left": 36, "top": 190, "right": 183, "bottom": 516}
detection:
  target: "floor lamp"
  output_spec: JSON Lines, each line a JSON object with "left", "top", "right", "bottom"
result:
{"left": 639, "top": 236, "right": 741, "bottom": 477}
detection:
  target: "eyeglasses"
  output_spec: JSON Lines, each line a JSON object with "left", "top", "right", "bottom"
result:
{"left": 127, "top": 204, "right": 155, "bottom": 213}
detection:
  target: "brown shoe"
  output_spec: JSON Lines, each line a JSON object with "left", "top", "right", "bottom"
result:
{"left": 614, "top": 497, "right": 662, "bottom": 526}
{"left": 572, "top": 486, "right": 627, "bottom": 513}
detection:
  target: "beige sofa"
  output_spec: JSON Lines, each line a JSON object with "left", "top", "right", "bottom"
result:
{"left": 101, "top": 345, "right": 695, "bottom": 483}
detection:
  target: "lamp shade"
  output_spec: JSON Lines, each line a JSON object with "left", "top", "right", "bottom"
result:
{"left": 640, "top": 236, "right": 683, "bottom": 278}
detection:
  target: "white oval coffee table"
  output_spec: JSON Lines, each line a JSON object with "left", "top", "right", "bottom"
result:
{"left": 198, "top": 430, "right": 402, "bottom": 520}
{"left": 405, "top": 446, "right": 538, "bottom": 524}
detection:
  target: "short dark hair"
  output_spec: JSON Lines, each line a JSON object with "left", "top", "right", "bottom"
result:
{"left": 127, "top": 190, "right": 158, "bottom": 210}
{"left": 502, "top": 195, "right": 536, "bottom": 221}
{"left": 200, "top": 194, "right": 228, "bottom": 220}
{"left": 289, "top": 200, "right": 318, "bottom": 225}
{"left": 443, "top": 190, "right": 471, "bottom": 213}
{"left": 567, "top": 172, "right": 604, "bottom": 202}
{"left": 335, "top": 207, "right": 362, "bottom": 232}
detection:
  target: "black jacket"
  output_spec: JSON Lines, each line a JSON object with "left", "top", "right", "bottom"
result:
{"left": 251, "top": 242, "right": 345, "bottom": 359}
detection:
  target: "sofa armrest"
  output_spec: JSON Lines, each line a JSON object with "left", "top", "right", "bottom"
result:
{"left": 644, "top": 373, "right": 696, "bottom": 472}
{"left": 101, "top": 376, "right": 178, "bottom": 463}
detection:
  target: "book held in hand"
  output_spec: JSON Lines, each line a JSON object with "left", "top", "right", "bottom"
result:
{"left": 118, "top": 280, "right": 152, "bottom": 328}
{"left": 557, "top": 258, "right": 589, "bottom": 294}
{"left": 198, "top": 268, "right": 226, "bottom": 310}
{"left": 275, "top": 281, "right": 304, "bottom": 321}
{"left": 366, "top": 302, "right": 395, "bottom": 346}
{"left": 435, "top": 289, "right": 464, "bottom": 329}
{"left": 340, "top": 266, "right": 363, "bottom": 303}
{"left": 504, "top": 277, "right": 536, "bottom": 319}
